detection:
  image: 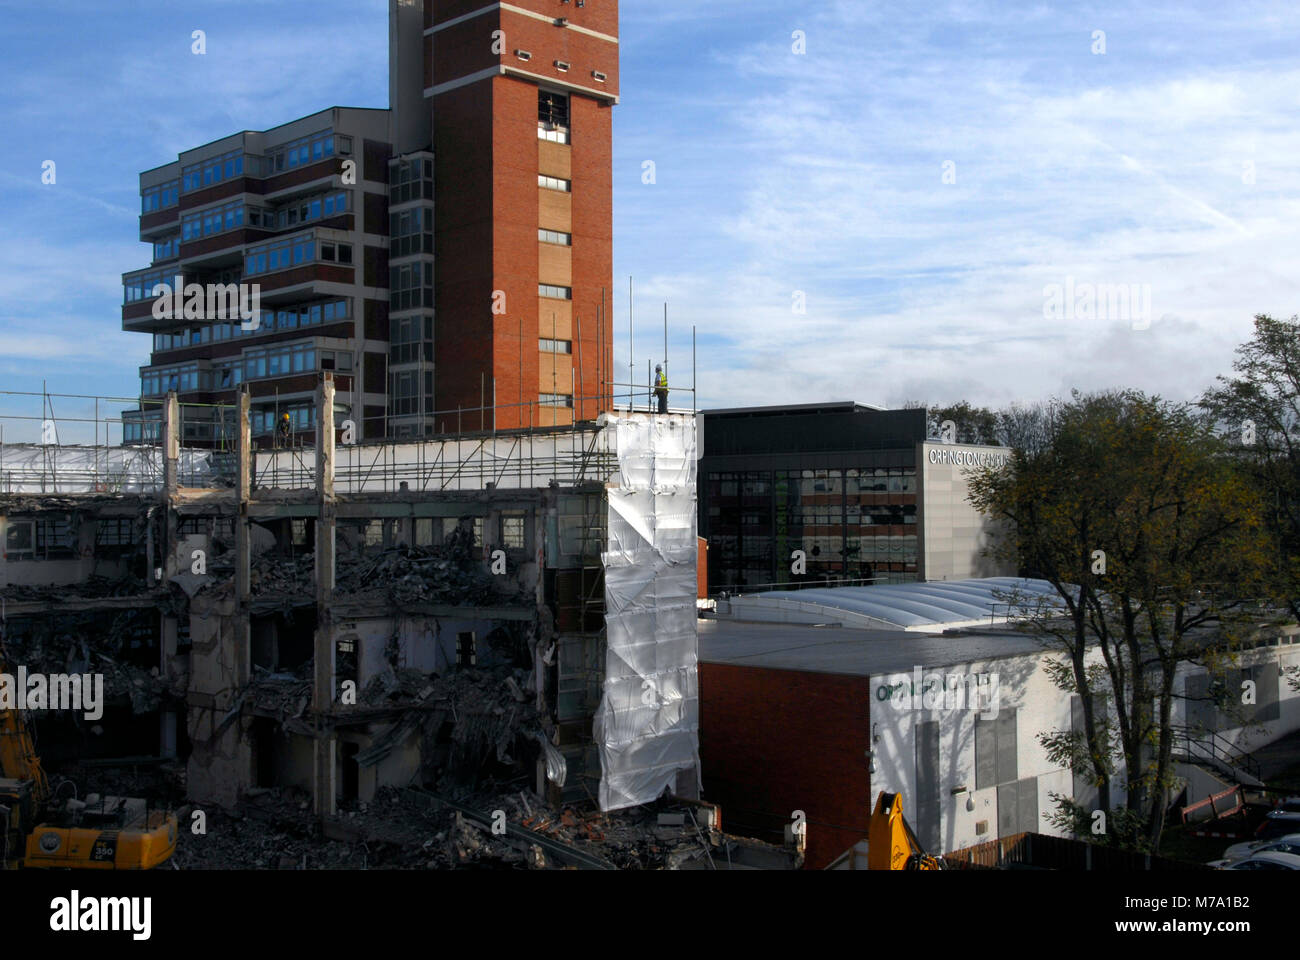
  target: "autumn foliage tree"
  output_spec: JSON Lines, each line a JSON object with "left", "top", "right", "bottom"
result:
{"left": 968, "top": 390, "right": 1273, "bottom": 850}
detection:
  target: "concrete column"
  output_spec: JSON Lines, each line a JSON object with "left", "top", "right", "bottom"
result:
{"left": 163, "top": 391, "right": 179, "bottom": 494}
{"left": 313, "top": 374, "right": 337, "bottom": 817}
{"left": 163, "top": 392, "right": 179, "bottom": 587}
{"left": 234, "top": 389, "right": 251, "bottom": 688}
{"left": 160, "top": 613, "right": 177, "bottom": 682}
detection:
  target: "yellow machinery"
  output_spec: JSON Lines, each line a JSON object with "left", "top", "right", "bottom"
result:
{"left": 867, "top": 791, "right": 945, "bottom": 870}
{"left": 0, "top": 644, "right": 177, "bottom": 869}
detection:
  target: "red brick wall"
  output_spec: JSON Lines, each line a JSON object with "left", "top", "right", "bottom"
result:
{"left": 180, "top": 228, "right": 274, "bottom": 259}
{"left": 491, "top": 74, "right": 542, "bottom": 429}
{"left": 364, "top": 192, "right": 387, "bottom": 235}
{"left": 178, "top": 178, "right": 249, "bottom": 210}
{"left": 430, "top": 14, "right": 501, "bottom": 87}
{"left": 255, "top": 264, "right": 355, "bottom": 292}
{"left": 431, "top": 0, "right": 495, "bottom": 24}
{"left": 699, "top": 662, "right": 873, "bottom": 869}
{"left": 433, "top": 81, "right": 495, "bottom": 429}
{"left": 428, "top": 1, "right": 617, "bottom": 429}
{"left": 500, "top": 14, "right": 620, "bottom": 98}
{"left": 363, "top": 299, "right": 389, "bottom": 341}
{"left": 363, "top": 140, "right": 392, "bottom": 184}
{"left": 500, "top": 0, "right": 618, "bottom": 38}
{"left": 140, "top": 209, "right": 178, "bottom": 232}
{"left": 261, "top": 158, "right": 345, "bottom": 196}
{"left": 569, "top": 94, "right": 613, "bottom": 420}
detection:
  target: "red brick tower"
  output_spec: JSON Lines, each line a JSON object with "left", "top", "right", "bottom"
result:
{"left": 426, "top": 0, "right": 618, "bottom": 429}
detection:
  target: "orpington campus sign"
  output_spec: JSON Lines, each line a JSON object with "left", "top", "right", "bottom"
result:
{"left": 927, "top": 447, "right": 1010, "bottom": 468}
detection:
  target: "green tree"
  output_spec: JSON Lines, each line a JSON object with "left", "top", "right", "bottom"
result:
{"left": 969, "top": 390, "right": 1273, "bottom": 850}
{"left": 1200, "top": 315, "right": 1300, "bottom": 620}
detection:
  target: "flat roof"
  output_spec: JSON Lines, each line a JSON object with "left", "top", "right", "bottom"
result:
{"left": 728, "top": 578, "right": 1062, "bottom": 630}
{"left": 701, "top": 401, "right": 887, "bottom": 417}
{"left": 697, "top": 618, "right": 1057, "bottom": 677}
{"left": 139, "top": 106, "right": 389, "bottom": 175}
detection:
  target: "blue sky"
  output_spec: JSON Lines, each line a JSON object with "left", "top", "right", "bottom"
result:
{"left": 2, "top": 0, "right": 1298, "bottom": 440}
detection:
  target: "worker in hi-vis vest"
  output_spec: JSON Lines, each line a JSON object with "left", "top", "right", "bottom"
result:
{"left": 654, "top": 364, "right": 668, "bottom": 414}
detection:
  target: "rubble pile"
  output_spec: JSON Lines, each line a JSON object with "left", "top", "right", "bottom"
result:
{"left": 339, "top": 543, "right": 505, "bottom": 606}
{"left": 360, "top": 665, "right": 544, "bottom": 779}
{"left": 245, "top": 663, "right": 313, "bottom": 726}
{"left": 170, "top": 785, "right": 748, "bottom": 871}
{"left": 0, "top": 573, "right": 152, "bottom": 604}
{"left": 209, "top": 527, "right": 524, "bottom": 607}
{"left": 506, "top": 796, "right": 726, "bottom": 870}
{"left": 171, "top": 787, "right": 532, "bottom": 870}
{"left": 2, "top": 614, "right": 186, "bottom": 713}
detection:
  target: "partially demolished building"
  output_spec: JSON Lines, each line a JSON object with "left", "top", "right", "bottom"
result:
{"left": 0, "top": 377, "right": 702, "bottom": 826}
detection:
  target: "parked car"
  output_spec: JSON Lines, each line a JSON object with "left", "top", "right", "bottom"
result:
{"left": 1213, "top": 833, "right": 1300, "bottom": 865}
{"left": 1216, "top": 850, "right": 1300, "bottom": 870}
{"left": 1253, "top": 810, "right": 1300, "bottom": 841}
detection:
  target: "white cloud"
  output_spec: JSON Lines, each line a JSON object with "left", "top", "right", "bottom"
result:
{"left": 614, "top": 0, "right": 1300, "bottom": 412}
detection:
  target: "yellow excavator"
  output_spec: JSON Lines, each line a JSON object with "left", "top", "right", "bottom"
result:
{"left": 867, "top": 791, "right": 945, "bottom": 870}
{"left": 1, "top": 643, "right": 177, "bottom": 869}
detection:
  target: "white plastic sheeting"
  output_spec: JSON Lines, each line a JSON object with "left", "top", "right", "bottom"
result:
{"left": 0, "top": 444, "right": 217, "bottom": 494}
{"left": 594, "top": 413, "right": 701, "bottom": 811}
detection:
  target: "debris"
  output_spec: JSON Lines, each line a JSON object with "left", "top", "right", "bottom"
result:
{"left": 169, "top": 571, "right": 214, "bottom": 598}
{"left": 504, "top": 676, "right": 527, "bottom": 702}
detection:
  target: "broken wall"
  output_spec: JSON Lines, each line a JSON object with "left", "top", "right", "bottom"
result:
{"left": 186, "top": 598, "right": 251, "bottom": 807}
{"left": 594, "top": 414, "right": 701, "bottom": 811}
{"left": 1, "top": 503, "right": 150, "bottom": 589}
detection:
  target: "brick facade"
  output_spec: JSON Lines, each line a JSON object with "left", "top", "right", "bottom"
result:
{"left": 430, "top": 0, "right": 617, "bottom": 430}
{"left": 699, "top": 662, "right": 873, "bottom": 869}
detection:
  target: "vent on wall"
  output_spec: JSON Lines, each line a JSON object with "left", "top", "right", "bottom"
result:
{"left": 555, "top": 60, "right": 570, "bottom": 72}
{"left": 515, "top": 50, "right": 532, "bottom": 61}
{"left": 592, "top": 70, "right": 607, "bottom": 82}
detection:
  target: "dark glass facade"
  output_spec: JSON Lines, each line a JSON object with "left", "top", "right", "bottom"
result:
{"left": 698, "top": 404, "right": 926, "bottom": 590}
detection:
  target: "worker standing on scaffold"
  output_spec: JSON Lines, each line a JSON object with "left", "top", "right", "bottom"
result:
{"left": 654, "top": 364, "right": 668, "bottom": 414}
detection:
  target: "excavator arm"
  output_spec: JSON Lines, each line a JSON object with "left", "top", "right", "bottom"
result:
{"left": 867, "top": 791, "right": 945, "bottom": 870}
{"left": 1, "top": 639, "right": 177, "bottom": 869}
{"left": 0, "top": 642, "right": 49, "bottom": 805}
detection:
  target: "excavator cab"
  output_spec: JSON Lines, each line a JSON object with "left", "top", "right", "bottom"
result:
{"left": 19, "top": 793, "right": 177, "bottom": 870}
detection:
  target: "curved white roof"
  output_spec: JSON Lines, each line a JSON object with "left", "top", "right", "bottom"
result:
{"left": 725, "top": 577, "right": 1061, "bottom": 631}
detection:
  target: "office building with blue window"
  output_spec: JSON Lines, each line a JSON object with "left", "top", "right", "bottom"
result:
{"left": 698, "top": 402, "right": 1016, "bottom": 590}
{"left": 122, "top": 106, "right": 396, "bottom": 447}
